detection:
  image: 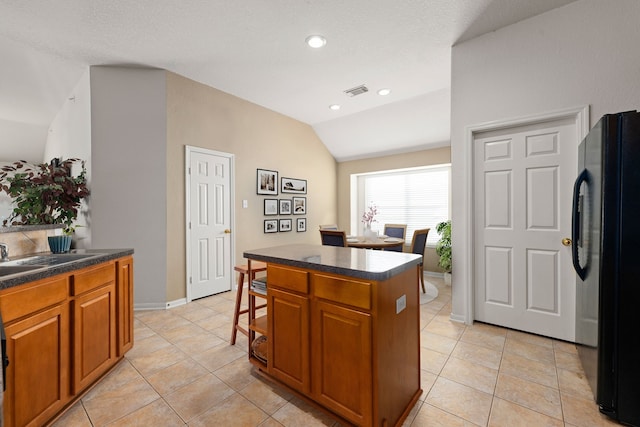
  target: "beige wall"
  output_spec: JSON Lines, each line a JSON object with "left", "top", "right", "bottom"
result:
{"left": 337, "top": 146, "right": 450, "bottom": 272}
{"left": 166, "top": 73, "right": 337, "bottom": 302}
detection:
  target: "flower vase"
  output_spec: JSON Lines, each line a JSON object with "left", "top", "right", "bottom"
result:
{"left": 363, "top": 226, "right": 377, "bottom": 241}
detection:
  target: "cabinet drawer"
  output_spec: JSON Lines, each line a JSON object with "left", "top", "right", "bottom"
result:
{"left": 71, "top": 262, "right": 115, "bottom": 296}
{"left": 268, "top": 264, "right": 309, "bottom": 294}
{"left": 0, "top": 275, "right": 69, "bottom": 323}
{"left": 313, "top": 274, "right": 371, "bottom": 310}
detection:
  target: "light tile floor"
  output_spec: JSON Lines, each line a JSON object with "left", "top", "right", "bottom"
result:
{"left": 53, "top": 276, "right": 621, "bottom": 427}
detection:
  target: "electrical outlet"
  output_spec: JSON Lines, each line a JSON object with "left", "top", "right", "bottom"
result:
{"left": 396, "top": 294, "right": 406, "bottom": 314}
{"left": 242, "top": 200, "right": 248, "bottom": 208}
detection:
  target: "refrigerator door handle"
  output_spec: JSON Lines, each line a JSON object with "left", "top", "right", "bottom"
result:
{"left": 572, "top": 168, "right": 589, "bottom": 281}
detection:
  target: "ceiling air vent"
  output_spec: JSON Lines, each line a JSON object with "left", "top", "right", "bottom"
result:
{"left": 344, "top": 84, "right": 369, "bottom": 97}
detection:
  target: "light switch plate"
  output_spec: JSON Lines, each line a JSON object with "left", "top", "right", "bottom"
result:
{"left": 396, "top": 294, "right": 406, "bottom": 314}
{"left": 242, "top": 200, "right": 248, "bottom": 208}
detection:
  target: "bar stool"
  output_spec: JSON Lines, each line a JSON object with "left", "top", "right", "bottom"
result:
{"left": 230, "top": 261, "right": 267, "bottom": 345}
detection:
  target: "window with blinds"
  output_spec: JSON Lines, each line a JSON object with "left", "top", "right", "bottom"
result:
{"left": 352, "top": 164, "right": 450, "bottom": 246}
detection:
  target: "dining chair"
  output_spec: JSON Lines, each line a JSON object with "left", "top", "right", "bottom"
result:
{"left": 319, "top": 229, "right": 347, "bottom": 247}
{"left": 383, "top": 224, "right": 407, "bottom": 252}
{"left": 410, "top": 228, "right": 430, "bottom": 293}
{"left": 319, "top": 224, "right": 339, "bottom": 230}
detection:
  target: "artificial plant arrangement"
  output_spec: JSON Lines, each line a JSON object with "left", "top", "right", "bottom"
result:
{"left": 0, "top": 158, "right": 90, "bottom": 235}
{"left": 361, "top": 203, "right": 378, "bottom": 228}
{"left": 435, "top": 220, "right": 452, "bottom": 273}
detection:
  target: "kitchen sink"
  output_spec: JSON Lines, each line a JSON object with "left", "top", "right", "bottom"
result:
{"left": 0, "top": 265, "right": 44, "bottom": 277}
{"left": 10, "top": 253, "right": 100, "bottom": 267}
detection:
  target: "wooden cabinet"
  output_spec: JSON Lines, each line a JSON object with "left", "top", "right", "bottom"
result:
{"left": 0, "top": 255, "right": 134, "bottom": 427}
{"left": 267, "top": 287, "right": 310, "bottom": 393}
{"left": 252, "top": 261, "right": 420, "bottom": 426}
{"left": 3, "top": 293, "right": 69, "bottom": 427}
{"left": 71, "top": 262, "right": 117, "bottom": 393}
{"left": 263, "top": 264, "right": 311, "bottom": 391}
{"left": 311, "top": 299, "right": 372, "bottom": 426}
{"left": 116, "top": 256, "right": 134, "bottom": 355}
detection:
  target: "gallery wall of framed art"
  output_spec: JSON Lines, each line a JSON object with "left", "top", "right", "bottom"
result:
{"left": 257, "top": 168, "right": 307, "bottom": 233}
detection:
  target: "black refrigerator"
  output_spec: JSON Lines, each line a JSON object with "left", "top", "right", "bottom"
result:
{"left": 572, "top": 111, "right": 640, "bottom": 427}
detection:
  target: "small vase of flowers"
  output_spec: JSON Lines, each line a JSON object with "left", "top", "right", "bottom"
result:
{"left": 361, "top": 203, "right": 378, "bottom": 240}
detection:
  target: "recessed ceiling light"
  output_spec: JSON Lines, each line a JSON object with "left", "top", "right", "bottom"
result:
{"left": 305, "top": 35, "right": 327, "bottom": 48}
{"left": 329, "top": 104, "right": 341, "bottom": 111}
{"left": 377, "top": 88, "right": 391, "bottom": 96}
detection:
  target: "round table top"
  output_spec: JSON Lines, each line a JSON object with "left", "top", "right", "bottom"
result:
{"left": 346, "top": 236, "right": 405, "bottom": 249}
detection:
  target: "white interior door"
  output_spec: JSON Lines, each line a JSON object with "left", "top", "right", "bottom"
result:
{"left": 187, "top": 147, "right": 233, "bottom": 300}
{"left": 473, "top": 117, "right": 577, "bottom": 341}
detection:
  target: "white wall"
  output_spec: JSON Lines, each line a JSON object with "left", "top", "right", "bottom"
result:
{"left": 45, "top": 70, "right": 92, "bottom": 247}
{"left": 90, "top": 67, "right": 168, "bottom": 308}
{"left": 450, "top": 0, "right": 640, "bottom": 321}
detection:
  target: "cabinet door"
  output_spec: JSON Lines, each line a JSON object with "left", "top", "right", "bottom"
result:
{"left": 72, "top": 283, "right": 117, "bottom": 393}
{"left": 267, "top": 288, "right": 310, "bottom": 393}
{"left": 312, "top": 300, "right": 372, "bottom": 426}
{"left": 4, "top": 304, "right": 69, "bottom": 427}
{"left": 116, "top": 256, "right": 134, "bottom": 355}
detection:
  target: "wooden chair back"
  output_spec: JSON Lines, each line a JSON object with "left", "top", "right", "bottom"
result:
{"left": 319, "top": 224, "right": 339, "bottom": 230}
{"left": 410, "top": 228, "right": 430, "bottom": 293}
{"left": 383, "top": 224, "right": 407, "bottom": 252}
{"left": 319, "top": 230, "right": 347, "bottom": 247}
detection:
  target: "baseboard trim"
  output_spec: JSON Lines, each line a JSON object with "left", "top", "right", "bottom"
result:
{"left": 133, "top": 302, "right": 167, "bottom": 311}
{"left": 425, "top": 271, "right": 444, "bottom": 278}
{"left": 166, "top": 298, "right": 187, "bottom": 309}
{"left": 449, "top": 313, "right": 466, "bottom": 324}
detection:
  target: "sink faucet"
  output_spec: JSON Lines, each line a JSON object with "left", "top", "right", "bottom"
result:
{"left": 0, "top": 243, "right": 8, "bottom": 261}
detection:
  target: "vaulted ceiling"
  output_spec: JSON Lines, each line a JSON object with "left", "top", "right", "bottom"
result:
{"left": 0, "top": 0, "right": 577, "bottom": 162}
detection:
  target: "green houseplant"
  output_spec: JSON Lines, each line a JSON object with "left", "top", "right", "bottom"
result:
{"left": 435, "top": 220, "right": 451, "bottom": 284}
{"left": 0, "top": 158, "right": 90, "bottom": 252}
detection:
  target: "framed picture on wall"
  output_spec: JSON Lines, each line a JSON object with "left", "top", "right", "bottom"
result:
{"left": 296, "top": 218, "right": 306, "bottom": 232}
{"left": 292, "top": 197, "right": 306, "bottom": 214}
{"left": 279, "top": 218, "right": 292, "bottom": 232}
{"left": 279, "top": 199, "right": 292, "bottom": 215}
{"left": 264, "top": 219, "right": 278, "bottom": 233}
{"left": 257, "top": 169, "right": 278, "bottom": 195}
{"left": 264, "top": 199, "right": 278, "bottom": 215}
{"left": 281, "top": 177, "right": 307, "bottom": 194}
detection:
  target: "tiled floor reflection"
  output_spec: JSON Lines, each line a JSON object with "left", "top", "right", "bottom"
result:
{"left": 52, "top": 276, "right": 620, "bottom": 427}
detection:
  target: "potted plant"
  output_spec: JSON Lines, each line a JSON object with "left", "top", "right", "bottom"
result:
{"left": 0, "top": 158, "right": 90, "bottom": 253}
{"left": 435, "top": 220, "right": 451, "bottom": 285}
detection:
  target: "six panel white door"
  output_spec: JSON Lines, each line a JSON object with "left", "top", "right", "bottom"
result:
{"left": 474, "top": 117, "right": 577, "bottom": 341}
{"left": 189, "top": 151, "right": 231, "bottom": 299}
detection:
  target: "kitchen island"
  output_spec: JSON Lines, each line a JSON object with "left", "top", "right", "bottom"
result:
{"left": 243, "top": 244, "right": 422, "bottom": 427}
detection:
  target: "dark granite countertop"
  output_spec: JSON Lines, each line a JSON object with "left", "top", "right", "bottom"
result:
{"left": 243, "top": 244, "right": 421, "bottom": 281}
{"left": 0, "top": 248, "right": 134, "bottom": 290}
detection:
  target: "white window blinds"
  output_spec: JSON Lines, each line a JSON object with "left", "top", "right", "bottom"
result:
{"left": 355, "top": 165, "right": 450, "bottom": 246}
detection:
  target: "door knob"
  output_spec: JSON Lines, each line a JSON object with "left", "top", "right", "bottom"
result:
{"left": 562, "top": 238, "right": 572, "bottom": 246}
{"left": 224, "top": 229, "right": 231, "bottom": 234}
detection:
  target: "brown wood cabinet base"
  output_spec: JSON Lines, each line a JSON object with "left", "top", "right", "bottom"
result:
{"left": 0, "top": 255, "right": 134, "bottom": 427}
{"left": 247, "top": 261, "right": 422, "bottom": 427}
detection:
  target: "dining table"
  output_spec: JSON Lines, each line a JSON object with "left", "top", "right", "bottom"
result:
{"left": 346, "top": 235, "right": 405, "bottom": 250}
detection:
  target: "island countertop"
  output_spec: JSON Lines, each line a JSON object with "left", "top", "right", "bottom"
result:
{"left": 244, "top": 243, "right": 421, "bottom": 281}
{"left": 0, "top": 248, "right": 134, "bottom": 290}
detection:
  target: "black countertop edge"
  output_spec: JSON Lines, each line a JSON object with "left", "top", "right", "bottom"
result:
{"left": 243, "top": 245, "right": 422, "bottom": 281}
{"left": 0, "top": 248, "right": 134, "bottom": 290}
{"left": 0, "top": 224, "right": 65, "bottom": 234}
